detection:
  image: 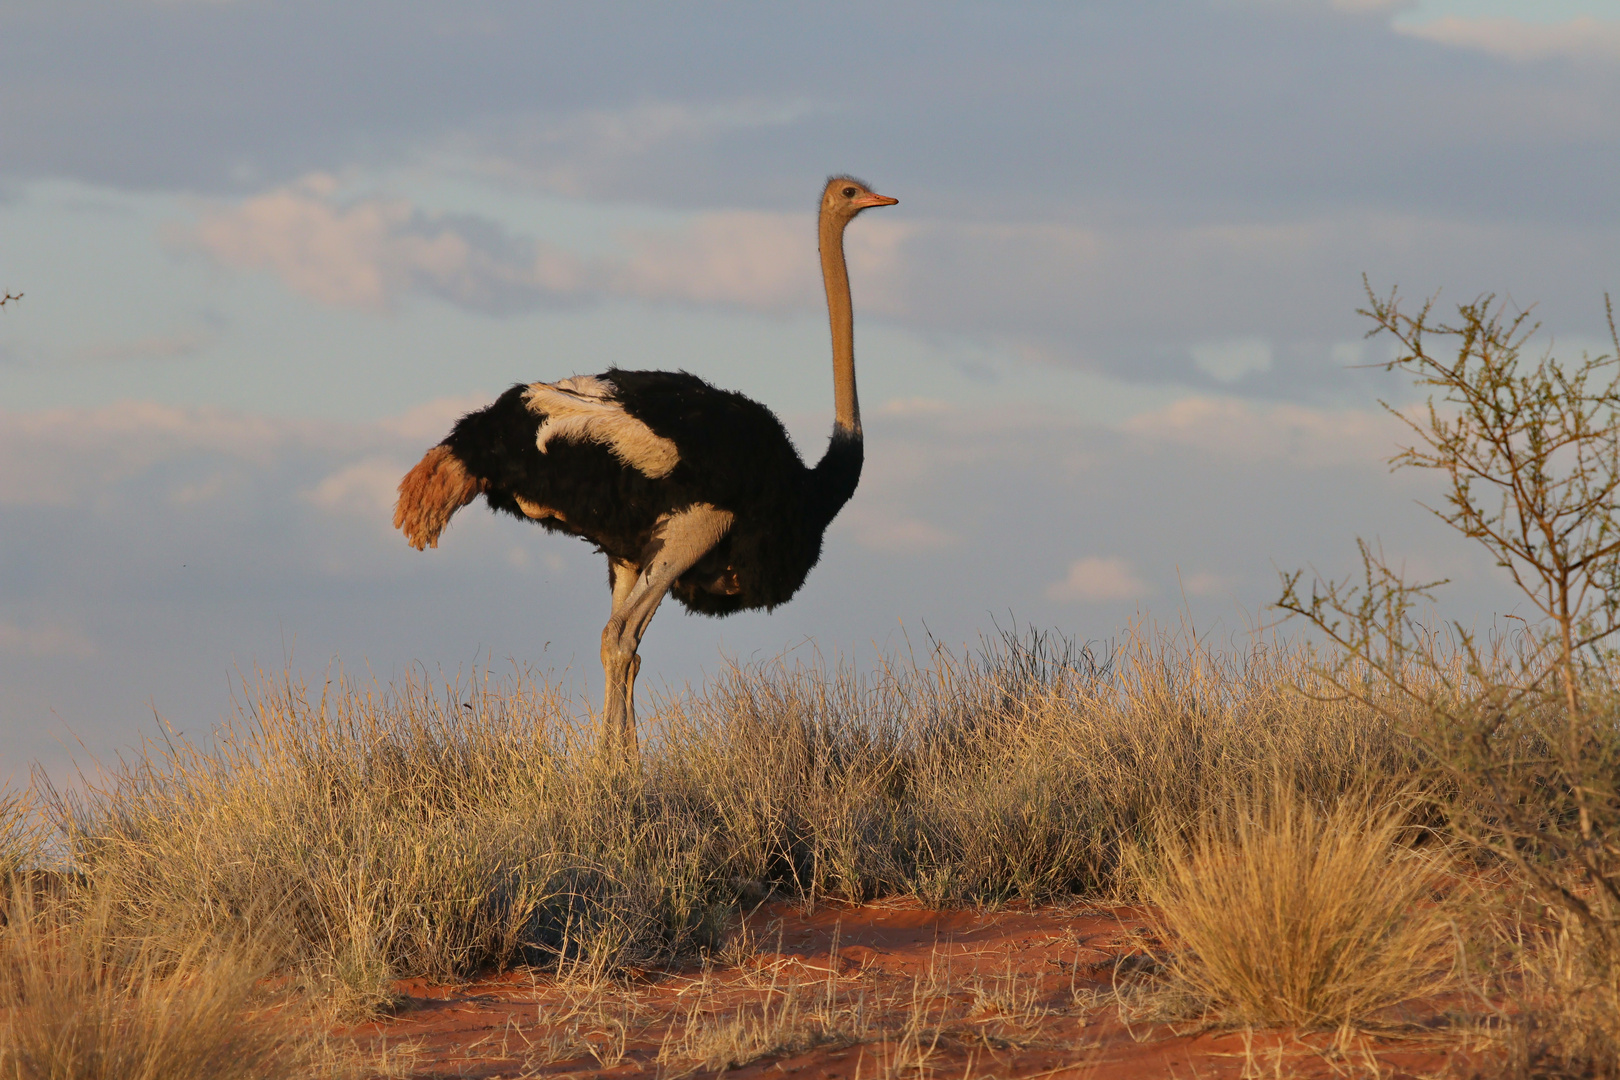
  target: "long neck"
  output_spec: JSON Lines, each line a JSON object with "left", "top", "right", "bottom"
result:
{"left": 807, "top": 207, "right": 864, "bottom": 526}
{"left": 819, "top": 210, "right": 860, "bottom": 437}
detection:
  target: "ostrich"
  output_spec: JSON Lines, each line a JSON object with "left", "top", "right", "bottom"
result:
{"left": 393, "top": 176, "right": 898, "bottom": 755}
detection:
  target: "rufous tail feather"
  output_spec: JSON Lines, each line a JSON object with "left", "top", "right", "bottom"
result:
{"left": 394, "top": 444, "right": 485, "bottom": 550}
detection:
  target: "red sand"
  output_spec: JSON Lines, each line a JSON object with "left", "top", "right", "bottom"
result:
{"left": 345, "top": 899, "right": 1480, "bottom": 1079}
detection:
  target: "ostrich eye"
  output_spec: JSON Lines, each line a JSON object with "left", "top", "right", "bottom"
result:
{"left": 842, "top": 187, "right": 857, "bottom": 198}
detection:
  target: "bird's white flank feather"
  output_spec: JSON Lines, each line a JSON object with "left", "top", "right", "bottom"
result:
{"left": 525, "top": 376, "right": 680, "bottom": 479}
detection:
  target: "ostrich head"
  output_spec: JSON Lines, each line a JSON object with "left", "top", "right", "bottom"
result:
{"left": 822, "top": 176, "right": 898, "bottom": 221}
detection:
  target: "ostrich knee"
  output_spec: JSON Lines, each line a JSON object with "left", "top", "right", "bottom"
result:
{"left": 599, "top": 620, "right": 640, "bottom": 753}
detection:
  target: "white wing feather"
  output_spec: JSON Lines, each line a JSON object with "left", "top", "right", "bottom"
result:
{"left": 525, "top": 376, "right": 680, "bottom": 480}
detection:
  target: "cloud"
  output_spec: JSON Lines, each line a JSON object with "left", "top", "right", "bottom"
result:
{"left": 1330, "top": 0, "right": 1411, "bottom": 12}
{"left": 879, "top": 398, "right": 954, "bottom": 417}
{"left": 1180, "top": 571, "right": 1235, "bottom": 598}
{"left": 375, "top": 396, "right": 490, "bottom": 442}
{"left": 1046, "top": 557, "right": 1151, "bottom": 603}
{"left": 843, "top": 507, "right": 958, "bottom": 553}
{"left": 168, "top": 173, "right": 1620, "bottom": 394}
{"left": 178, "top": 176, "right": 910, "bottom": 318}
{"left": 0, "top": 619, "right": 95, "bottom": 659}
{"left": 1121, "top": 397, "right": 1399, "bottom": 468}
{"left": 1398, "top": 16, "right": 1620, "bottom": 63}
{"left": 0, "top": 398, "right": 506, "bottom": 527}
{"left": 615, "top": 211, "right": 816, "bottom": 312}
{"left": 1240, "top": 0, "right": 1414, "bottom": 11}
{"left": 1191, "top": 337, "right": 1274, "bottom": 383}
{"left": 464, "top": 99, "right": 821, "bottom": 199}
{"left": 304, "top": 457, "right": 406, "bottom": 519}
{"left": 616, "top": 208, "right": 907, "bottom": 314}
{"left": 1, "top": 328, "right": 219, "bottom": 373}
{"left": 168, "top": 472, "right": 231, "bottom": 505}
{"left": 849, "top": 211, "right": 1620, "bottom": 379}
{"left": 9, "top": 0, "right": 1620, "bottom": 248}
{"left": 180, "top": 175, "right": 562, "bottom": 313}
{"left": 0, "top": 402, "right": 301, "bottom": 506}
{"left": 0, "top": 398, "right": 465, "bottom": 510}
{"left": 66, "top": 330, "right": 216, "bottom": 366}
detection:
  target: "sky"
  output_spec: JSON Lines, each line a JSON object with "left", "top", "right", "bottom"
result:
{"left": 3, "top": 0, "right": 1620, "bottom": 785}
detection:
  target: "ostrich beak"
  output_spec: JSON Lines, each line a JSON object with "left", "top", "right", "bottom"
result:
{"left": 853, "top": 192, "right": 898, "bottom": 209}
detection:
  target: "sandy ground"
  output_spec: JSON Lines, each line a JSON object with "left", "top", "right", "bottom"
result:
{"left": 343, "top": 900, "right": 1481, "bottom": 1079}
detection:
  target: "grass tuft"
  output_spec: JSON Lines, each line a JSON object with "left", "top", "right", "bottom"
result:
{"left": 1132, "top": 783, "right": 1459, "bottom": 1031}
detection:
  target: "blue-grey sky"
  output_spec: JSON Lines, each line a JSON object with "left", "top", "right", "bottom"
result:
{"left": 4, "top": 0, "right": 1620, "bottom": 785}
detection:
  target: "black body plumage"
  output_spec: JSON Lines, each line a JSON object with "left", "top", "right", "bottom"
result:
{"left": 442, "top": 368, "right": 862, "bottom": 615}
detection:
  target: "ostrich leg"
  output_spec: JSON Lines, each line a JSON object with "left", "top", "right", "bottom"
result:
{"left": 599, "top": 504, "right": 734, "bottom": 758}
{"left": 603, "top": 557, "right": 639, "bottom": 753}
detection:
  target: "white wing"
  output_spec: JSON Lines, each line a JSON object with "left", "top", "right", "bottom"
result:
{"left": 524, "top": 376, "right": 680, "bottom": 480}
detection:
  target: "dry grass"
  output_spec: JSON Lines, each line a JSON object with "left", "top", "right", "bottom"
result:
{"left": 19, "top": 628, "right": 1426, "bottom": 1000}
{"left": 1493, "top": 904, "right": 1620, "bottom": 1078}
{"left": 0, "top": 887, "right": 316, "bottom": 1080}
{"left": 649, "top": 628, "right": 1424, "bottom": 909}
{"left": 3, "top": 625, "right": 1567, "bottom": 1074}
{"left": 653, "top": 941, "right": 978, "bottom": 1078}
{"left": 656, "top": 969, "right": 874, "bottom": 1074}
{"left": 0, "top": 789, "right": 42, "bottom": 886}
{"left": 42, "top": 669, "right": 729, "bottom": 1010}
{"left": 1131, "top": 783, "right": 1461, "bottom": 1032}
{"left": 522, "top": 980, "right": 645, "bottom": 1070}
